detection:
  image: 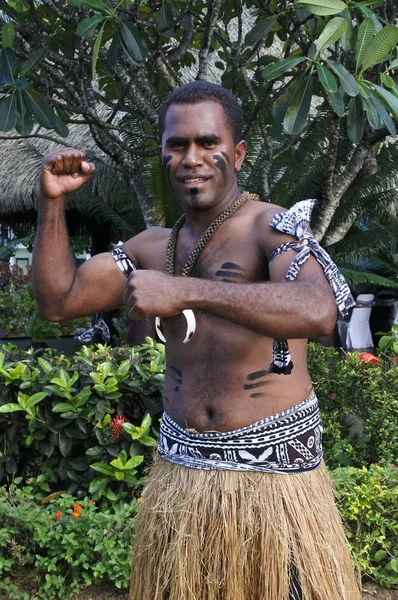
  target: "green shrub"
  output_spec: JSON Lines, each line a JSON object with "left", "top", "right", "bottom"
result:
{"left": 308, "top": 343, "right": 398, "bottom": 468}
{"left": 0, "top": 484, "right": 137, "bottom": 599}
{"left": 0, "top": 340, "right": 164, "bottom": 501}
{"left": 331, "top": 465, "right": 398, "bottom": 588}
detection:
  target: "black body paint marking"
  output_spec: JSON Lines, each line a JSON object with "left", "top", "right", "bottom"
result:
{"left": 190, "top": 188, "right": 199, "bottom": 207}
{"left": 216, "top": 262, "right": 243, "bottom": 282}
{"left": 244, "top": 380, "right": 267, "bottom": 390}
{"left": 247, "top": 370, "right": 267, "bottom": 381}
{"left": 207, "top": 407, "right": 215, "bottom": 419}
{"left": 215, "top": 270, "right": 242, "bottom": 278}
{"left": 170, "top": 367, "right": 182, "bottom": 395}
{"left": 221, "top": 151, "right": 230, "bottom": 166}
{"left": 162, "top": 155, "right": 172, "bottom": 187}
{"left": 213, "top": 154, "right": 228, "bottom": 182}
{"left": 164, "top": 396, "right": 170, "bottom": 403}
{"left": 250, "top": 393, "right": 265, "bottom": 399}
{"left": 221, "top": 262, "right": 242, "bottom": 270}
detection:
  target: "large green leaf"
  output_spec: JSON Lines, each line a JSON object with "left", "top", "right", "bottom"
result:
{"left": 155, "top": 6, "right": 175, "bottom": 38}
{"left": 315, "top": 17, "right": 348, "bottom": 56}
{"left": 272, "top": 77, "right": 303, "bottom": 122}
{"left": 317, "top": 63, "right": 338, "bottom": 92}
{"left": 371, "top": 83, "right": 398, "bottom": 120}
{"left": 245, "top": 16, "right": 278, "bottom": 47}
{"left": 386, "top": 58, "right": 398, "bottom": 71}
{"left": 67, "top": 0, "right": 109, "bottom": 12}
{"left": 355, "top": 18, "right": 375, "bottom": 68}
{"left": 283, "top": 75, "right": 313, "bottom": 135}
{"left": 368, "top": 94, "right": 396, "bottom": 136}
{"left": 296, "top": 0, "right": 346, "bottom": 16}
{"left": 21, "top": 48, "right": 48, "bottom": 75}
{"left": 0, "top": 93, "right": 16, "bottom": 132}
{"left": 354, "top": 4, "right": 383, "bottom": 32}
{"left": 92, "top": 23, "right": 105, "bottom": 76}
{"left": 326, "top": 60, "right": 360, "bottom": 96}
{"left": 15, "top": 90, "right": 33, "bottom": 135}
{"left": 0, "top": 47, "right": 17, "bottom": 80}
{"left": 2, "top": 22, "right": 15, "bottom": 48}
{"left": 328, "top": 88, "right": 345, "bottom": 116}
{"left": 361, "top": 95, "right": 381, "bottom": 129}
{"left": 119, "top": 21, "right": 148, "bottom": 66}
{"left": 22, "top": 90, "right": 58, "bottom": 130}
{"left": 262, "top": 57, "right": 305, "bottom": 81}
{"left": 347, "top": 95, "right": 364, "bottom": 143}
{"left": 360, "top": 25, "right": 398, "bottom": 73}
{"left": 76, "top": 15, "right": 105, "bottom": 37}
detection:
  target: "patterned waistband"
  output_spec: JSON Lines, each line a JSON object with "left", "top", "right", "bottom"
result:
{"left": 158, "top": 392, "right": 323, "bottom": 473}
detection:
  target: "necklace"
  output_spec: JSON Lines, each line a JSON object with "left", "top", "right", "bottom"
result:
{"left": 165, "top": 191, "right": 259, "bottom": 277}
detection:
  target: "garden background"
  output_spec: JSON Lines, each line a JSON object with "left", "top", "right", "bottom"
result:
{"left": 0, "top": 0, "right": 398, "bottom": 597}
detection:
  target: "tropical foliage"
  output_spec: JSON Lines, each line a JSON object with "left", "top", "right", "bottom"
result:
{"left": 0, "top": 0, "right": 397, "bottom": 281}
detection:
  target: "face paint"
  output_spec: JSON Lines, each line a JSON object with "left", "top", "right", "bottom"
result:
{"left": 221, "top": 151, "right": 230, "bottom": 166}
{"left": 190, "top": 188, "right": 199, "bottom": 207}
{"left": 246, "top": 370, "right": 267, "bottom": 381}
{"left": 162, "top": 155, "right": 172, "bottom": 187}
{"left": 213, "top": 154, "right": 228, "bottom": 182}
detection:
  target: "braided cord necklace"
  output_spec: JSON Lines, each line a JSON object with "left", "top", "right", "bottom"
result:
{"left": 165, "top": 191, "right": 259, "bottom": 277}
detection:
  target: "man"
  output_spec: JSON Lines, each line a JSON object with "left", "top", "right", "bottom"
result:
{"left": 33, "top": 81, "right": 360, "bottom": 600}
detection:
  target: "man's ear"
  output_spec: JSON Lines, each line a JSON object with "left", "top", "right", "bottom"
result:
{"left": 234, "top": 140, "right": 247, "bottom": 173}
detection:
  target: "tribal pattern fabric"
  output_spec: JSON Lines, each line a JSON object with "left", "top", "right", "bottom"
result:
{"left": 158, "top": 391, "right": 323, "bottom": 473}
{"left": 111, "top": 248, "right": 136, "bottom": 278}
{"left": 268, "top": 199, "right": 355, "bottom": 374}
{"left": 77, "top": 313, "right": 111, "bottom": 344}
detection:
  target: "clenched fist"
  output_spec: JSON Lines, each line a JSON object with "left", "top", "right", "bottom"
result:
{"left": 40, "top": 148, "right": 95, "bottom": 200}
{"left": 123, "top": 270, "right": 191, "bottom": 320}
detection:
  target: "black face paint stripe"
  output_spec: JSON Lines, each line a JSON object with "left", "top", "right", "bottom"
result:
{"left": 250, "top": 393, "right": 265, "bottom": 398}
{"left": 215, "top": 270, "right": 242, "bottom": 278}
{"left": 247, "top": 370, "right": 267, "bottom": 381}
{"left": 191, "top": 188, "right": 199, "bottom": 207}
{"left": 244, "top": 380, "right": 267, "bottom": 390}
{"left": 168, "top": 373, "right": 183, "bottom": 384}
{"left": 221, "top": 262, "right": 242, "bottom": 270}
{"left": 213, "top": 154, "right": 227, "bottom": 182}
{"left": 222, "top": 278, "right": 235, "bottom": 283}
{"left": 221, "top": 151, "right": 230, "bottom": 165}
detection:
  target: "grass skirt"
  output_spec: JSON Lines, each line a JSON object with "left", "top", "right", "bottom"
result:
{"left": 130, "top": 456, "right": 361, "bottom": 600}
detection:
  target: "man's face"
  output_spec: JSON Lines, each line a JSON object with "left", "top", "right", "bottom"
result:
{"left": 160, "top": 101, "right": 246, "bottom": 211}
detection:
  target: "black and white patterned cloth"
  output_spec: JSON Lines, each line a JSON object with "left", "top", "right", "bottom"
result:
{"left": 111, "top": 247, "right": 136, "bottom": 277}
{"left": 158, "top": 391, "right": 322, "bottom": 473}
{"left": 268, "top": 199, "right": 355, "bottom": 374}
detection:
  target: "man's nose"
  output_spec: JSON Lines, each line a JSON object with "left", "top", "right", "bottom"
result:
{"left": 182, "top": 144, "right": 202, "bottom": 167}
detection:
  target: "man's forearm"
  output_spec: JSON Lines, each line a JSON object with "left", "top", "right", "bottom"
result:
{"left": 183, "top": 278, "right": 337, "bottom": 339}
{"left": 32, "top": 195, "right": 77, "bottom": 319}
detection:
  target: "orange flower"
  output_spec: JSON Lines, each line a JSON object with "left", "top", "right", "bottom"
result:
{"left": 137, "top": 497, "right": 143, "bottom": 504}
{"left": 390, "top": 465, "right": 396, "bottom": 469}
{"left": 110, "top": 414, "right": 128, "bottom": 439}
{"left": 54, "top": 511, "right": 63, "bottom": 520}
{"left": 358, "top": 352, "right": 380, "bottom": 364}
{"left": 72, "top": 511, "right": 82, "bottom": 519}
{"left": 73, "top": 503, "right": 83, "bottom": 512}
{"left": 88, "top": 499, "right": 96, "bottom": 505}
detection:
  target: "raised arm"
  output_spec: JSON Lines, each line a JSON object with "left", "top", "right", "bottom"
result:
{"left": 33, "top": 148, "right": 130, "bottom": 321}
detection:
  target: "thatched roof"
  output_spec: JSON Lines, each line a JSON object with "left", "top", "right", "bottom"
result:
{"left": 0, "top": 122, "right": 104, "bottom": 216}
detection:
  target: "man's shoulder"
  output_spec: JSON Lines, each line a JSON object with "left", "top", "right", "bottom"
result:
{"left": 122, "top": 226, "right": 171, "bottom": 269}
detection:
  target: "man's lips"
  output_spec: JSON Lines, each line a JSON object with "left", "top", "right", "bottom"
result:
{"left": 178, "top": 176, "right": 209, "bottom": 189}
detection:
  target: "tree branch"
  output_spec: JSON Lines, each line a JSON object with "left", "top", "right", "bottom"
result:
{"left": 197, "top": 0, "right": 223, "bottom": 80}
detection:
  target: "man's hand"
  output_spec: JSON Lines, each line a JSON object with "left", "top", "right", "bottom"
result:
{"left": 124, "top": 270, "right": 188, "bottom": 320}
{"left": 40, "top": 148, "right": 95, "bottom": 200}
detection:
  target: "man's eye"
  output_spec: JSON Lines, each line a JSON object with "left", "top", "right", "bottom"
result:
{"left": 203, "top": 141, "right": 216, "bottom": 148}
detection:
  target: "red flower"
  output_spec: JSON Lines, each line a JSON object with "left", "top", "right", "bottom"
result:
{"left": 110, "top": 415, "right": 128, "bottom": 439}
{"left": 72, "top": 511, "right": 82, "bottom": 519}
{"left": 358, "top": 352, "right": 380, "bottom": 365}
{"left": 73, "top": 503, "right": 83, "bottom": 513}
{"left": 54, "top": 511, "right": 63, "bottom": 520}
{"left": 394, "top": 356, "right": 398, "bottom": 363}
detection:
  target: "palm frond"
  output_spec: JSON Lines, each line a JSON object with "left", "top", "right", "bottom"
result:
{"left": 328, "top": 222, "right": 398, "bottom": 262}
{"left": 339, "top": 267, "right": 398, "bottom": 288}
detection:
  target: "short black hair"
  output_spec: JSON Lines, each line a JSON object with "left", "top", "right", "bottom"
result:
{"left": 158, "top": 81, "right": 243, "bottom": 145}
